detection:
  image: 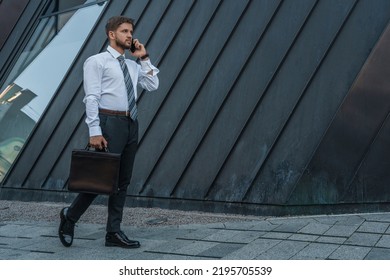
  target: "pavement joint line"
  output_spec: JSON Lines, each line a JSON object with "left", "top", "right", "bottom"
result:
{"left": 195, "top": 254, "right": 222, "bottom": 259}
{"left": 0, "top": 235, "right": 32, "bottom": 239}
{"left": 209, "top": 227, "right": 311, "bottom": 234}
{"left": 0, "top": 246, "right": 53, "bottom": 254}
{"left": 175, "top": 238, "right": 247, "bottom": 245}
{"left": 212, "top": 228, "right": 343, "bottom": 237}
{"left": 29, "top": 250, "right": 55, "bottom": 254}
{"left": 270, "top": 212, "right": 388, "bottom": 220}
{"left": 355, "top": 231, "right": 389, "bottom": 234}
{"left": 143, "top": 250, "right": 220, "bottom": 259}
{"left": 40, "top": 234, "right": 97, "bottom": 241}
{"left": 5, "top": 232, "right": 388, "bottom": 246}
{"left": 209, "top": 227, "right": 267, "bottom": 233}
{"left": 219, "top": 235, "right": 390, "bottom": 250}
{"left": 298, "top": 240, "right": 390, "bottom": 250}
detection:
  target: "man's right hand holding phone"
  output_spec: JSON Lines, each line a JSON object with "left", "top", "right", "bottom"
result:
{"left": 130, "top": 38, "right": 149, "bottom": 61}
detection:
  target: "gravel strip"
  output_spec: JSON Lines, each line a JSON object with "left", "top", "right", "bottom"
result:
{"left": 0, "top": 200, "right": 261, "bottom": 228}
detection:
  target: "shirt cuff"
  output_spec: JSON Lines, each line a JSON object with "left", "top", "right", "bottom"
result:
{"left": 89, "top": 126, "right": 102, "bottom": 137}
{"left": 140, "top": 59, "right": 159, "bottom": 75}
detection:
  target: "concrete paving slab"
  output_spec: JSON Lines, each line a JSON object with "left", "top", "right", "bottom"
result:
{"left": 310, "top": 216, "right": 342, "bottom": 225}
{"left": 344, "top": 232, "right": 382, "bottom": 247}
{"left": 298, "top": 222, "right": 332, "bottom": 235}
{"left": 177, "top": 228, "right": 221, "bottom": 240}
{"left": 145, "top": 239, "right": 191, "bottom": 254}
{"left": 324, "top": 224, "right": 360, "bottom": 237}
{"left": 316, "top": 236, "right": 347, "bottom": 244}
{"left": 225, "top": 230, "right": 266, "bottom": 243}
{"left": 221, "top": 220, "right": 265, "bottom": 230}
{"left": 334, "top": 216, "right": 365, "bottom": 226}
{"left": 62, "top": 247, "right": 140, "bottom": 260}
{"left": 267, "top": 217, "right": 317, "bottom": 224}
{"left": 11, "top": 251, "right": 58, "bottom": 260}
{"left": 0, "top": 247, "right": 25, "bottom": 259}
{"left": 16, "top": 236, "right": 59, "bottom": 252}
{"left": 133, "top": 227, "right": 192, "bottom": 240}
{"left": 203, "top": 229, "right": 244, "bottom": 243}
{"left": 293, "top": 242, "right": 340, "bottom": 259}
{"left": 248, "top": 221, "right": 280, "bottom": 231}
{"left": 329, "top": 245, "right": 371, "bottom": 260}
{"left": 0, "top": 224, "right": 38, "bottom": 237}
{"left": 125, "top": 251, "right": 171, "bottom": 260}
{"left": 375, "top": 235, "right": 390, "bottom": 248}
{"left": 272, "top": 222, "right": 308, "bottom": 233}
{"left": 287, "top": 233, "right": 319, "bottom": 242}
{"left": 222, "top": 238, "right": 281, "bottom": 260}
{"left": 360, "top": 213, "right": 390, "bottom": 223}
{"left": 173, "top": 240, "right": 219, "bottom": 256}
{"left": 255, "top": 240, "right": 309, "bottom": 260}
{"left": 197, "top": 243, "right": 244, "bottom": 258}
{"left": 262, "top": 232, "right": 293, "bottom": 240}
{"left": 0, "top": 236, "right": 37, "bottom": 248}
{"left": 357, "top": 221, "right": 389, "bottom": 234}
{"left": 364, "top": 247, "right": 390, "bottom": 260}
{"left": 160, "top": 253, "right": 212, "bottom": 260}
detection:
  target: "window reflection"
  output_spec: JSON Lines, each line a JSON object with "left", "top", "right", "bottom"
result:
{"left": 0, "top": 1, "right": 106, "bottom": 182}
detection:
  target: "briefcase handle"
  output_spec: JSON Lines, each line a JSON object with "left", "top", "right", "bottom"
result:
{"left": 86, "top": 144, "right": 110, "bottom": 153}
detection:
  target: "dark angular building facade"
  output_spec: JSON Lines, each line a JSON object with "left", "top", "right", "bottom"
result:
{"left": 1, "top": 0, "right": 390, "bottom": 216}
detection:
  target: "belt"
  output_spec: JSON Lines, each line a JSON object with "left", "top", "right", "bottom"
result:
{"left": 99, "top": 108, "right": 130, "bottom": 117}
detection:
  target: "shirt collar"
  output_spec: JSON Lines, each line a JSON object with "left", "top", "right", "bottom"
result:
{"left": 107, "top": 45, "right": 125, "bottom": 59}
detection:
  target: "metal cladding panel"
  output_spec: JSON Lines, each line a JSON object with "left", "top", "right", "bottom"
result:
{"left": 291, "top": 17, "right": 390, "bottom": 204}
{"left": 0, "top": 0, "right": 29, "bottom": 50}
{"left": 136, "top": 0, "right": 200, "bottom": 138}
{"left": 0, "top": 0, "right": 48, "bottom": 81}
{"left": 131, "top": 0, "right": 225, "bottom": 194}
{"left": 1, "top": 0, "right": 390, "bottom": 215}
{"left": 348, "top": 116, "right": 390, "bottom": 202}
{"left": 208, "top": 0, "right": 346, "bottom": 202}
{"left": 134, "top": 0, "right": 252, "bottom": 197}
{"left": 171, "top": 0, "right": 318, "bottom": 200}
{"left": 241, "top": 0, "right": 360, "bottom": 204}
{"left": 247, "top": 0, "right": 390, "bottom": 206}
{"left": 140, "top": 0, "right": 283, "bottom": 199}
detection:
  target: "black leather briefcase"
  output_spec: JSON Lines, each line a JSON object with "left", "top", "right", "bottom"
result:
{"left": 68, "top": 147, "right": 121, "bottom": 195}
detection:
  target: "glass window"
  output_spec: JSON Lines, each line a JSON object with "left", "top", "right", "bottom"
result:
{"left": 0, "top": 0, "right": 107, "bottom": 182}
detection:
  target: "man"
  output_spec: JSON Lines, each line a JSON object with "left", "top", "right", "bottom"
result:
{"left": 58, "top": 16, "right": 159, "bottom": 248}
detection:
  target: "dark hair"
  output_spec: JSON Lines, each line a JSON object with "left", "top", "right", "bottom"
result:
{"left": 105, "top": 16, "right": 134, "bottom": 36}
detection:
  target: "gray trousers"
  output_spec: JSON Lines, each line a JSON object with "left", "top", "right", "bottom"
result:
{"left": 67, "top": 113, "right": 138, "bottom": 232}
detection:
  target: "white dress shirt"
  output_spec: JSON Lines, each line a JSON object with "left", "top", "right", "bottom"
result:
{"left": 83, "top": 45, "right": 159, "bottom": 136}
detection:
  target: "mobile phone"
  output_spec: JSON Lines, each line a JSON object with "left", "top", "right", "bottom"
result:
{"left": 130, "top": 39, "right": 136, "bottom": 53}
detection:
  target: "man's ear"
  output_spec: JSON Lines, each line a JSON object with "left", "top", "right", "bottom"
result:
{"left": 108, "top": 30, "right": 115, "bottom": 40}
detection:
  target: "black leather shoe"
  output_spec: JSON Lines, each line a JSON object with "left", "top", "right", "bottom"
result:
{"left": 105, "top": 231, "right": 140, "bottom": 248}
{"left": 58, "top": 207, "right": 75, "bottom": 247}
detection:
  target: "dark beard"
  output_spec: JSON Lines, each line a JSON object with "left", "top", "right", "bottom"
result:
{"left": 116, "top": 39, "right": 129, "bottom": 50}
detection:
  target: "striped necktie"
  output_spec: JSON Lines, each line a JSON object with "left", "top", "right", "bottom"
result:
{"left": 117, "top": 56, "right": 137, "bottom": 120}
